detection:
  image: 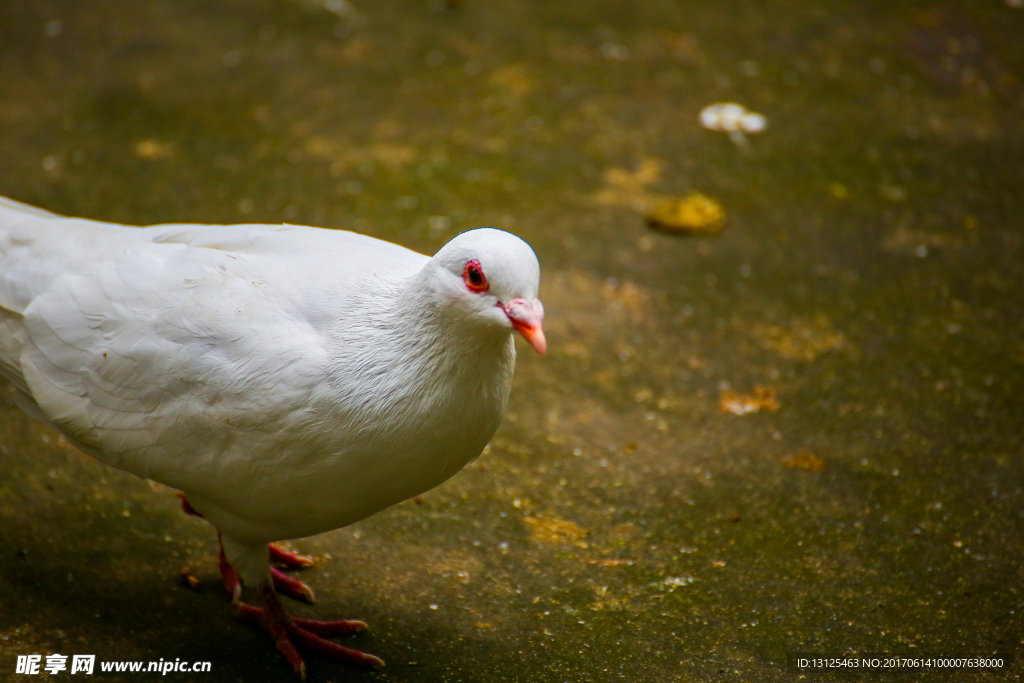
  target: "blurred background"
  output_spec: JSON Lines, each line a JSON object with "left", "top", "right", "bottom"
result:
{"left": 1, "top": 1, "right": 1023, "bottom": 681}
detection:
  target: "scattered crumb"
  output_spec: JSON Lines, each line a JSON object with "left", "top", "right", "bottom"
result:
{"left": 699, "top": 102, "right": 767, "bottom": 145}
{"left": 177, "top": 566, "right": 202, "bottom": 590}
{"left": 523, "top": 515, "right": 590, "bottom": 547}
{"left": 658, "top": 576, "right": 696, "bottom": 590}
{"left": 699, "top": 102, "right": 767, "bottom": 134}
{"left": 718, "top": 386, "right": 780, "bottom": 415}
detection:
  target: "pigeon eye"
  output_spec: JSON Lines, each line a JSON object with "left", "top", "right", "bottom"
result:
{"left": 463, "top": 260, "right": 489, "bottom": 293}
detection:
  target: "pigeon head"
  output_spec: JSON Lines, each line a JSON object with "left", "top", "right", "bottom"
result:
{"left": 431, "top": 228, "right": 546, "bottom": 355}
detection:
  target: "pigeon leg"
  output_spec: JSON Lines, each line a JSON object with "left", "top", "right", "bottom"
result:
{"left": 217, "top": 534, "right": 243, "bottom": 602}
{"left": 177, "top": 493, "right": 204, "bottom": 519}
{"left": 238, "top": 583, "right": 384, "bottom": 678}
{"left": 178, "top": 494, "right": 315, "bottom": 603}
{"left": 217, "top": 535, "right": 314, "bottom": 604}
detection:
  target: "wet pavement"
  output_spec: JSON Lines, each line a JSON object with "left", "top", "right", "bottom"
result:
{"left": 1, "top": 1, "right": 1023, "bottom": 681}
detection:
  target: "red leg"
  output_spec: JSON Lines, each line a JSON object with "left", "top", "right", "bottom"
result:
{"left": 176, "top": 492, "right": 204, "bottom": 518}
{"left": 241, "top": 584, "right": 384, "bottom": 677}
{"left": 176, "top": 496, "right": 380, "bottom": 675}
{"left": 178, "top": 496, "right": 243, "bottom": 601}
{"left": 179, "top": 496, "right": 313, "bottom": 603}
{"left": 217, "top": 534, "right": 243, "bottom": 602}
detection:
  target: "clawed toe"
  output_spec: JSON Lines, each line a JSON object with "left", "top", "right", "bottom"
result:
{"left": 291, "top": 616, "right": 367, "bottom": 637}
{"left": 237, "top": 604, "right": 366, "bottom": 637}
{"left": 288, "top": 625, "right": 384, "bottom": 668}
{"left": 272, "top": 567, "right": 315, "bottom": 603}
{"left": 239, "top": 587, "right": 383, "bottom": 677}
{"left": 270, "top": 543, "right": 316, "bottom": 569}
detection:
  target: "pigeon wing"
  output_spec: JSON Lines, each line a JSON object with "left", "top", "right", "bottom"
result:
{"left": 15, "top": 226, "right": 332, "bottom": 491}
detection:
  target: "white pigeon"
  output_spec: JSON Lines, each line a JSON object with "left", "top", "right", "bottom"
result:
{"left": 0, "top": 195, "right": 546, "bottom": 678}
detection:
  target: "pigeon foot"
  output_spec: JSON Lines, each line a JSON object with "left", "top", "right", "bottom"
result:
{"left": 240, "top": 584, "right": 384, "bottom": 679}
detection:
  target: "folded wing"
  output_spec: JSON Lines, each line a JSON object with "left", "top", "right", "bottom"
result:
{"left": 0, "top": 207, "right": 334, "bottom": 493}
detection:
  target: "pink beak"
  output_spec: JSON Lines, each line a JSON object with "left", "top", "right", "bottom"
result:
{"left": 501, "top": 297, "right": 546, "bottom": 355}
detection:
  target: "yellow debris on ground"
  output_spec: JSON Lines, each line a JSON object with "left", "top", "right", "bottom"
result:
{"left": 645, "top": 194, "right": 726, "bottom": 236}
{"left": 523, "top": 515, "right": 589, "bottom": 547}
{"left": 718, "top": 386, "right": 780, "bottom": 415}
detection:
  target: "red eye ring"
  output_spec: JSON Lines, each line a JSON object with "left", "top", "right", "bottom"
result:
{"left": 463, "top": 259, "right": 489, "bottom": 293}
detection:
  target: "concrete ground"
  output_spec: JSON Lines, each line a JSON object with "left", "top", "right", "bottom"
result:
{"left": 1, "top": 1, "right": 1022, "bottom": 680}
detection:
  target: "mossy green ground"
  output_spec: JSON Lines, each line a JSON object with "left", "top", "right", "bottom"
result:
{"left": 1, "top": 1, "right": 1022, "bottom": 680}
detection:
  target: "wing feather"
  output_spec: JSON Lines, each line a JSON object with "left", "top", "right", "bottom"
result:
{"left": 7, "top": 219, "right": 331, "bottom": 488}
